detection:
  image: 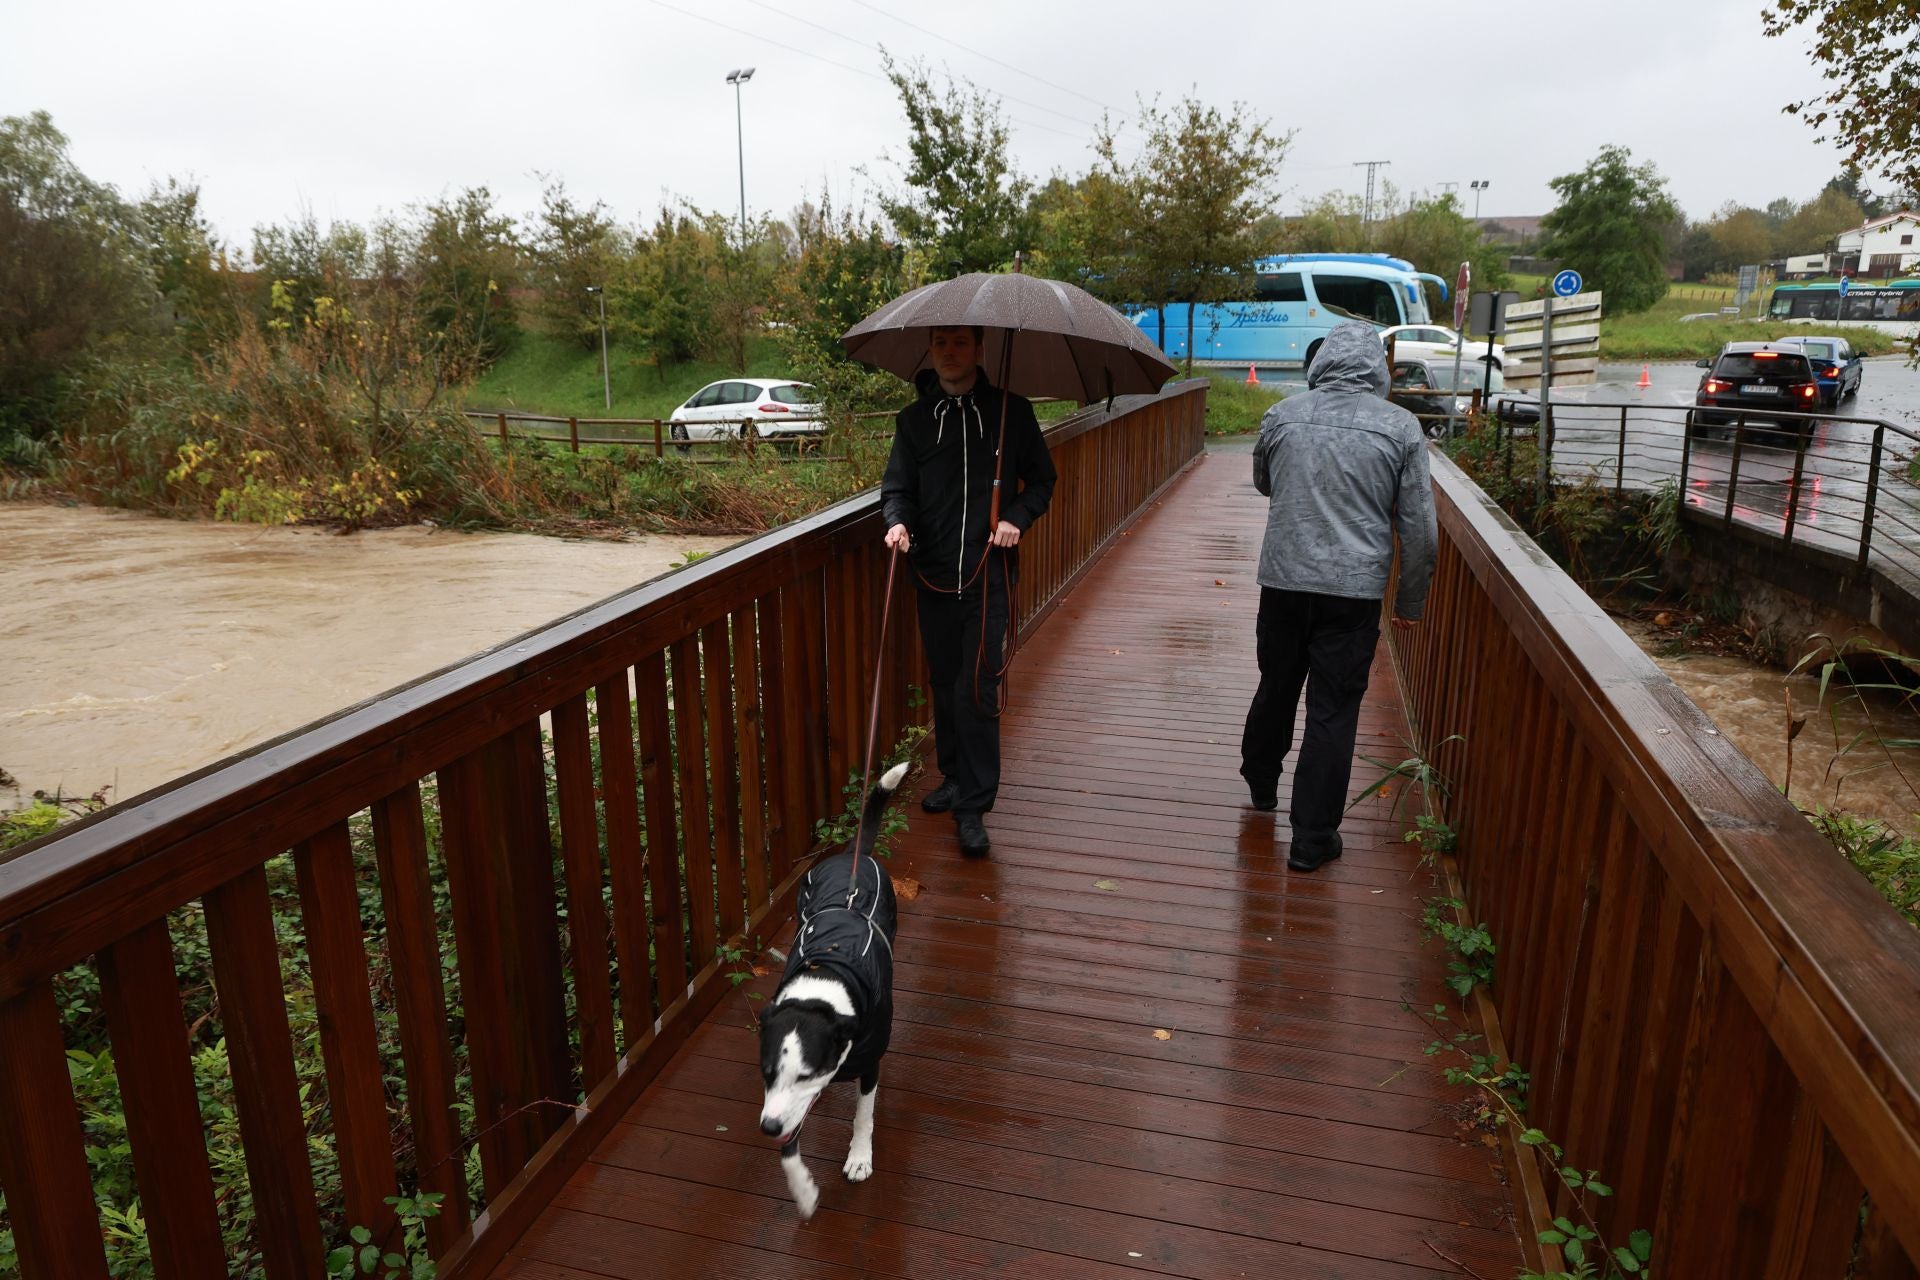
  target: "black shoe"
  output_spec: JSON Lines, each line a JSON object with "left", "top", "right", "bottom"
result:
{"left": 1287, "top": 832, "right": 1343, "bottom": 873}
{"left": 955, "top": 811, "right": 991, "bottom": 857}
{"left": 1245, "top": 777, "right": 1278, "bottom": 811}
{"left": 921, "top": 780, "right": 960, "bottom": 814}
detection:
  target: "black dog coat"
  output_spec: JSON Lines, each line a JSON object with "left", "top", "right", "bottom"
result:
{"left": 782, "top": 851, "right": 898, "bottom": 1082}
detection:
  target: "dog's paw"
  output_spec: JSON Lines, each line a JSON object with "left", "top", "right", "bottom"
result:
{"left": 794, "top": 1179, "right": 820, "bottom": 1219}
{"left": 843, "top": 1149, "right": 874, "bottom": 1182}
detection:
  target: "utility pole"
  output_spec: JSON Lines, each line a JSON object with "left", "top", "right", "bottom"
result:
{"left": 725, "top": 67, "right": 756, "bottom": 245}
{"left": 1439, "top": 181, "right": 1459, "bottom": 196}
{"left": 1353, "top": 160, "right": 1391, "bottom": 243}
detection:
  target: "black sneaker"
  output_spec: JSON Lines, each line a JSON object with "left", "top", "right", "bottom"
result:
{"left": 1287, "top": 832, "right": 1343, "bottom": 873}
{"left": 955, "top": 811, "right": 991, "bottom": 857}
{"left": 921, "top": 780, "right": 960, "bottom": 814}
{"left": 1244, "top": 777, "right": 1278, "bottom": 811}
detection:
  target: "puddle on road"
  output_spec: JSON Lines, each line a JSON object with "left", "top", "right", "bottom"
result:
{"left": 1619, "top": 617, "right": 1920, "bottom": 834}
{"left": 1, "top": 504, "right": 736, "bottom": 808}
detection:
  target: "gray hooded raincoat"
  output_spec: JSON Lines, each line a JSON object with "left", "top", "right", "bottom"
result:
{"left": 1250, "top": 321, "right": 1438, "bottom": 619}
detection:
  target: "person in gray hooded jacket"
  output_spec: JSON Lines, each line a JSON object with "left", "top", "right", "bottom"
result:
{"left": 1241, "top": 320, "right": 1437, "bottom": 871}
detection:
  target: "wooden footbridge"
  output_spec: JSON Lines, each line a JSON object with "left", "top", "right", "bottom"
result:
{"left": 3, "top": 382, "right": 1919, "bottom": 1278}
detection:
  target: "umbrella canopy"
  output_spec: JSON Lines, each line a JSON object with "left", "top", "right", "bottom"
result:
{"left": 840, "top": 272, "right": 1178, "bottom": 403}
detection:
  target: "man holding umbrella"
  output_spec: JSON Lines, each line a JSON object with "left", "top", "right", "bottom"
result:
{"left": 880, "top": 325, "right": 1056, "bottom": 856}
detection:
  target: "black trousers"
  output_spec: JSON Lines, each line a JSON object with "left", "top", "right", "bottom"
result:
{"left": 915, "top": 577, "right": 1011, "bottom": 814}
{"left": 1240, "top": 588, "right": 1382, "bottom": 837}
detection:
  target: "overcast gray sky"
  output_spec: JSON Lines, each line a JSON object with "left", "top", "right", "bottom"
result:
{"left": 2, "top": 0, "right": 1848, "bottom": 249}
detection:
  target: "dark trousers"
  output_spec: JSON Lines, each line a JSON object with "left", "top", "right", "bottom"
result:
{"left": 1240, "top": 588, "right": 1382, "bottom": 837}
{"left": 916, "top": 579, "right": 1011, "bottom": 814}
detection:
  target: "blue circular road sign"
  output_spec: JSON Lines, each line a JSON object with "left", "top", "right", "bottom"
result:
{"left": 1839, "top": 275, "right": 1851, "bottom": 298}
{"left": 1552, "top": 269, "right": 1583, "bottom": 297}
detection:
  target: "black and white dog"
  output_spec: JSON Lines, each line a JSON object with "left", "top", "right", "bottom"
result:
{"left": 758, "top": 760, "right": 907, "bottom": 1219}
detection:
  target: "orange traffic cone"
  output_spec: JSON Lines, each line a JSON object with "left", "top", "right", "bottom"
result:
{"left": 1636, "top": 364, "right": 1652, "bottom": 389}
{"left": 1245, "top": 364, "right": 1259, "bottom": 386}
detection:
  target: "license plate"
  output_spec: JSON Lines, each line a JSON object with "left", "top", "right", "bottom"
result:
{"left": 1739, "top": 385, "right": 1779, "bottom": 395}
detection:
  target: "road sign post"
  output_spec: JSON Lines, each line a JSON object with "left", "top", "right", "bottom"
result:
{"left": 1447, "top": 261, "right": 1471, "bottom": 436}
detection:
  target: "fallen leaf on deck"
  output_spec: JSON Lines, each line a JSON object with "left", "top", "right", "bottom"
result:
{"left": 1152, "top": 1029, "right": 1173, "bottom": 1041}
{"left": 1093, "top": 879, "right": 1119, "bottom": 892}
{"left": 1370, "top": 889, "right": 1385, "bottom": 895}
{"left": 1214, "top": 579, "right": 1226, "bottom": 587}
{"left": 1107, "top": 648, "right": 1124, "bottom": 655}
{"left": 891, "top": 875, "right": 923, "bottom": 901}
{"left": 749, "top": 964, "right": 773, "bottom": 976}
{"left": 1128, "top": 1252, "right": 1144, "bottom": 1259}
{"left": 716, "top": 1124, "right": 729, "bottom": 1132}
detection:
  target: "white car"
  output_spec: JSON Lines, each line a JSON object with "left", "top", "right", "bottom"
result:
{"left": 668, "top": 378, "right": 822, "bottom": 443}
{"left": 1380, "top": 324, "right": 1505, "bottom": 371}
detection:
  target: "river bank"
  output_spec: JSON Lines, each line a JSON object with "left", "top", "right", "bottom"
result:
{"left": 0, "top": 502, "right": 734, "bottom": 809}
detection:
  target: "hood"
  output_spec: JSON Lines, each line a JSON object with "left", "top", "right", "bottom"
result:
{"left": 1307, "top": 321, "right": 1390, "bottom": 397}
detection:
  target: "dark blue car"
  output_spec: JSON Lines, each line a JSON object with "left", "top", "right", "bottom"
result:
{"left": 1773, "top": 335, "right": 1864, "bottom": 407}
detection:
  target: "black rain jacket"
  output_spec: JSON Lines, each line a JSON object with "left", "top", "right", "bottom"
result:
{"left": 782, "top": 851, "right": 898, "bottom": 1082}
{"left": 880, "top": 367, "right": 1058, "bottom": 595}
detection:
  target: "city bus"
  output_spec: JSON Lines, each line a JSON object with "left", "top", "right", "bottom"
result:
{"left": 1767, "top": 279, "right": 1920, "bottom": 324}
{"left": 1128, "top": 254, "right": 1450, "bottom": 371}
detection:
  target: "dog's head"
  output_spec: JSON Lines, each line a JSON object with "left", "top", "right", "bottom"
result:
{"left": 758, "top": 978, "right": 857, "bottom": 1143}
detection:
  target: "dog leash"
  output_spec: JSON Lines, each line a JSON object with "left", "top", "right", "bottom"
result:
{"left": 847, "top": 544, "right": 901, "bottom": 909}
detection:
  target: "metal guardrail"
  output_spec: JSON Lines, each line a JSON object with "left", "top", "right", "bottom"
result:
{"left": 1435, "top": 397, "right": 1920, "bottom": 606}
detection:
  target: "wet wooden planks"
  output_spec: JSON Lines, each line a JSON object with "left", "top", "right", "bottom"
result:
{"left": 491, "top": 448, "right": 1522, "bottom": 1278}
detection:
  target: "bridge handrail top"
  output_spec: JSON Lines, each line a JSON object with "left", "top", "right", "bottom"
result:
{"left": 0, "top": 382, "right": 1208, "bottom": 990}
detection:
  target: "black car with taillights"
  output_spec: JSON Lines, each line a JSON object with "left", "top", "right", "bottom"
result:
{"left": 1688, "top": 343, "right": 1822, "bottom": 438}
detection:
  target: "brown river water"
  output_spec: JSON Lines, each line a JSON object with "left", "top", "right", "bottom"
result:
{"left": 4, "top": 501, "right": 1918, "bottom": 837}
{"left": 1, "top": 504, "right": 734, "bottom": 809}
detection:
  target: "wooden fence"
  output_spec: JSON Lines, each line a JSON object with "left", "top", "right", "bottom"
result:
{"left": 0, "top": 381, "right": 1208, "bottom": 1279}
{"left": 1391, "top": 450, "right": 1920, "bottom": 1275}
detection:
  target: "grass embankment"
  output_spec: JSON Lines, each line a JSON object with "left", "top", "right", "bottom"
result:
{"left": 465, "top": 335, "right": 794, "bottom": 419}
{"left": 1202, "top": 373, "right": 1286, "bottom": 434}
{"left": 1505, "top": 273, "right": 1906, "bottom": 361}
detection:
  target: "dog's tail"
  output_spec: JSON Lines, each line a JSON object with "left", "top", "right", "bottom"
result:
{"left": 855, "top": 761, "right": 912, "bottom": 859}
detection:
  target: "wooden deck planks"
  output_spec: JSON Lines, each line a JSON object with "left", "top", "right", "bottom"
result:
{"left": 490, "top": 448, "right": 1521, "bottom": 1278}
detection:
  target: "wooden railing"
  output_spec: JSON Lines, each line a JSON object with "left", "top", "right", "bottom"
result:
{"left": 0, "top": 380, "right": 1207, "bottom": 1279}
{"left": 1392, "top": 450, "right": 1920, "bottom": 1275}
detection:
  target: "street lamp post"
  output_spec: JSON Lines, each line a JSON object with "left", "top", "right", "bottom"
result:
{"left": 725, "top": 67, "right": 756, "bottom": 245}
{"left": 584, "top": 285, "right": 609, "bottom": 410}
{"left": 1470, "top": 179, "right": 1490, "bottom": 221}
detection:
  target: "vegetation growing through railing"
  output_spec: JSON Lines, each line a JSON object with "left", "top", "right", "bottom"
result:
{"left": 1787, "top": 635, "right": 1920, "bottom": 928}
{"left": 325, "top": 1195, "right": 442, "bottom": 1280}
{"left": 813, "top": 706, "right": 931, "bottom": 861}
{"left": 1367, "top": 738, "right": 1658, "bottom": 1278}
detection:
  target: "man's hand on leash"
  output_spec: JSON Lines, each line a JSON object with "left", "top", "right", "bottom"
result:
{"left": 989, "top": 520, "right": 1021, "bottom": 548}
{"left": 884, "top": 524, "right": 911, "bottom": 551}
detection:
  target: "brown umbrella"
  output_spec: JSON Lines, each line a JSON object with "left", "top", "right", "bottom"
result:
{"left": 839, "top": 271, "right": 1178, "bottom": 404}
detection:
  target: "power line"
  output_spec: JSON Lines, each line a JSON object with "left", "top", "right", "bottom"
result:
{"left": 739, "top": 0, "right": 1099, "bottom": 129}
{"left": 1353, "top": 159, "right": 1390, "bottom": 240}
{"left": 844, "top": 0, "right": 1112, "bottom": 114}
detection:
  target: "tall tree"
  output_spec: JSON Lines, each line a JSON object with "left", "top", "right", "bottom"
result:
{"left": 526, "top": 178, "right": 625, "bottom": 350}
{"left": 1708, "top": 205, "right": 1776, "bottom": 270}
{"left": 1538, "top": 145, "right": 1679, "bottom": 314}
{"left": 1122, "top": 95, "right": 1291, "bottom": 373}
{"left": 875, "top": 55, "right": 1035, "bottom": 276}
{"left": 0, "top": 111, "right": 153, "bottom": 436}
{"left": 413, "top": 186, "right": 522, "bottom": 375}
{"left": 1374, "top": 191, "right": 1510, "bottom": 314}
{"left": 1763, "top": 0, "right": 1920, "bottom": 195}
{"left": 1777, "top": 187, "right": 1867, "bottom": 255}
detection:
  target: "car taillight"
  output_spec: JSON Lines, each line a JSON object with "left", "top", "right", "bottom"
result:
{"left": 1704, "top": 379, "right": 1723, "bottom": 393}
{"left": 1754, "top": 351, "right": 1780, "bottom": 359}
{"left": 1799, "top": 385, "right": 1817, "bottom": 397}
{"left": 757, "top": 403, "right": 789, "bottom": 413}
{"left": 1823, "top": 365, "right": 1839, "bottom": 377}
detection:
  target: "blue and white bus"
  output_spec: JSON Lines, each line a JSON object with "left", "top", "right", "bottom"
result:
{"left": 1767, "top": 279, "right": 1920, "bottom": 325}
{"left": 1129, "top": 253, "right": 1450, "bottom": 371}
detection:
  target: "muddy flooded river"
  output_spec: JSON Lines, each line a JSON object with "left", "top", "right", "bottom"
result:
{"left": 1, "top": 504, "right": 734, "bottom": 808}
{"left": 1620, "top": 618, "right": 1920, "bottom": 835}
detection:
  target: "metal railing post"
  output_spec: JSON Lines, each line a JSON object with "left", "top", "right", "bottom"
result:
{"left": 1782, "top": 430, "right": 1808, "bottom": 545}
{"left": 1616, "top": 405, "right": 1627, "bottom": 496}
{"left": 1678, "top": 409, "right": 1693, "bottom": 497}
{"left": 1724, "top": 421, "right": 1746, "bottom": 528}
{"left": 1859, "top": 424, "right": 1884, "bottom": 569}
